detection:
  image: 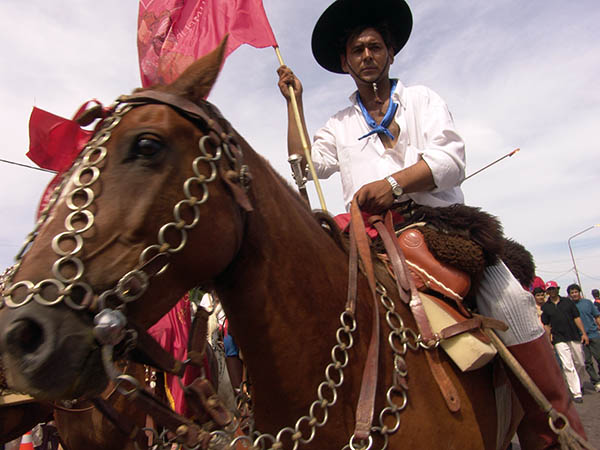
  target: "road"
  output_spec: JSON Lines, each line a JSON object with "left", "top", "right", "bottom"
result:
{"left": 512, "top": 379, "right": 600, "bottom": 449}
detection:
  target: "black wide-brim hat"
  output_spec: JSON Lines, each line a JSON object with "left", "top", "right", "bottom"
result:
{"left": 311, "top": 0, "right": 413, "bottom": 74}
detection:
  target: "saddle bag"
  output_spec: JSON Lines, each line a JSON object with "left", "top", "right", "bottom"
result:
{"left": 394, "top": 228, "right": 504, "bottom": 371}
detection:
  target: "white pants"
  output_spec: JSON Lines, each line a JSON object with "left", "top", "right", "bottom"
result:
{"left": 555, "top": 341, "right": 585, "bottom": 396}
{"left": 476, "top": 261, "right": 545, "bottom": 347}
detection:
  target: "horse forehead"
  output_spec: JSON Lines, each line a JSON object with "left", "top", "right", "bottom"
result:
{"left": 122, "top": 103, "right": 194, "bottom": 131}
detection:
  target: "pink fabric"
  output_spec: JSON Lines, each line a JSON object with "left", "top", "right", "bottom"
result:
{"left": 333, "top": 211, "right": 405, "bottom": 239}
{"left": 148, "top": 294, "right": 203, "bottom": 415}
{"left": 138, "top": 0, "right": 278, "bottom": 87}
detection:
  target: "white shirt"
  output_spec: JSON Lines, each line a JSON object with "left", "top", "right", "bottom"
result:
{"left": 310, "top": 79, "right": 466, "bottom": 211}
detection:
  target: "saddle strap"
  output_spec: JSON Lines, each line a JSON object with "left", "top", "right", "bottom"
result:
{"left": 440, "top": 314, "right": 508, "bottom": 342}
{"left": 373, "top": 212, "right": 461, "bottom": 413}
{"left": 349, "top": 201, "right": 381, "bottom": 441}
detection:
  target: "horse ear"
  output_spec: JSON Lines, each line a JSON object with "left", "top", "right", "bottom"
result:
{"left": 166, "top": 35, "right": 228, "bottom": 102}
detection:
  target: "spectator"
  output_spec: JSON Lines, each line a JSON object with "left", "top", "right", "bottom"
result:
{"left": 591, "top": 288, "right": 600, "bottom": 312}
{"left": 568, "top": 283, "right": 600, "bottom": 392}
{"left": 532, "top": 286, "right": 546, "bottom": 319}
{"left": 541, "top": 281, "right": 588, "bottom": 402}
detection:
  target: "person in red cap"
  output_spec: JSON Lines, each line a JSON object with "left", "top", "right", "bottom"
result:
{"left": 541, "top": 281, "right": 588, "bottom": 402}
{"left": 277, "top": 0, "right": 586, "bottom": 447}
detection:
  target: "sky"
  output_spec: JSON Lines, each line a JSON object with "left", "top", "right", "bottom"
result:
{"left": 0, "top": 0, "right": 599, "bottom": 295}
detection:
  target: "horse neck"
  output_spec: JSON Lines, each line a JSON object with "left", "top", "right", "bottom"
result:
{"left": 214, "top": 145, "right": 356, "bottom": 420}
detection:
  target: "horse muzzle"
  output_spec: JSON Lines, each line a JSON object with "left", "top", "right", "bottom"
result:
{"left": 0, "top": 301, "right": 108, "bottom": 400}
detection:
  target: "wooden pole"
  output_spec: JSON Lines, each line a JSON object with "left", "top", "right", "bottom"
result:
{"left": 274, "top": 46, "right": 328, "bottom": 212}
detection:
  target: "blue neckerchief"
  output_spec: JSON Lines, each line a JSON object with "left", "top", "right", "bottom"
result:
{"left": 357, "top": 79, "right": 398, "bottom": 141}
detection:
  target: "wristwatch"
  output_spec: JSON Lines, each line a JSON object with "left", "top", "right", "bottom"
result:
{"left": 385, "top": 176, "right": 404, "bottom": 199}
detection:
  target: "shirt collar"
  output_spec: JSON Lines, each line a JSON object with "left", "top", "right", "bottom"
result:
{"left": 349, "top": 78, "right": 407, "bottom": 110}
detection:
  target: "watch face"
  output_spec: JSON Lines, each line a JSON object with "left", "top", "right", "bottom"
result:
{"left": 393, "top": 186, "right": 403, "bottom": 196}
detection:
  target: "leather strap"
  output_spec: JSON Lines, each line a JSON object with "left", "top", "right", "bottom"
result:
{"left": 439, "top": 315, "right": 508, "bottom": 342}
{"left": 424, "top": 349, "right": 461, "bottom": 412}
{"left": 91, "top": 397, "right": 146, "bottom": 443}
{"left": 346, "top": 227, "right": 358, "bottom": 314}
{"left": 350, "top": 201, "right": 381, "bottom": 440}
{"left": 372, "top": 213, "right": 461, "bottom": 412}
{"left": 128, "top": 384, "right": 210, "bottom": 448}
{"left": 372, "top": 217, "right": 436, "bottom": 344}
{"left": 187, "top": 307, "right": 210, "bottom": 368}
{"left": 184, "top": 377, "right": 233, "bottom": 427}
{"left": 120, "top": 91, "right": 228, "bottom": 140}
{"left": 127, "top": 323, "right": 186, "bottom": 377}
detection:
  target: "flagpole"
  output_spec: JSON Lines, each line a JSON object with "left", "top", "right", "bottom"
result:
{"left": 463, "top": 148, "right": 520, "bottom": 182}
{"left": 274, "top": 46, "right": 328, "bottom": 212}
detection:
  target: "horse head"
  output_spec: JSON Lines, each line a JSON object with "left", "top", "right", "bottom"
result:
{"left": 0, "top": 37, "right": 252, "bottom": 400}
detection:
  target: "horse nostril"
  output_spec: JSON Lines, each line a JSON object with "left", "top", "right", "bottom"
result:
{"left": 5, "top": 319, "right": 45, "bottom": 356}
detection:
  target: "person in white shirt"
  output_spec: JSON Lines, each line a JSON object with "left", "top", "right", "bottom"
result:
{"left": 277, "top": 0, "right": 586, "bottom": 447}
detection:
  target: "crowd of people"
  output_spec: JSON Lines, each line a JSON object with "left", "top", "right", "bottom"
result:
{"left": 534, "top": 280, "right": 600, "bottom": 403}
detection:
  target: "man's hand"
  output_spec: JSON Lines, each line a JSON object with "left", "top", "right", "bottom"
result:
{"left": 582, "top": 333, "right": 590, "bottom": 346}
{"left": 354, "top": 179, "right": 395, "bottom": 214}
{"left": 277, "top": 65, "right": 303, "bottom": 101}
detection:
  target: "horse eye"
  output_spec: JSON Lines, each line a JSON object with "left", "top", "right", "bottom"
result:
{"left": 133, "top": 137, "right": 163, "bottom": 159}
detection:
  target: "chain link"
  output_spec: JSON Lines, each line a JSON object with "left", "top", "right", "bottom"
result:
{"left": 1, "top": 100, "right": 249, "bottom": 315}
{"left": 2, "top": 104, "right": 133, "bottom": 309}
{"left": 203, "top": 310, "right": 357, "bottom": 450}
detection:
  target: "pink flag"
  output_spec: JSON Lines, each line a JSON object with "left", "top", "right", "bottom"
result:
{"left": 138, "top": 0, "right": 278, "bottom": 87}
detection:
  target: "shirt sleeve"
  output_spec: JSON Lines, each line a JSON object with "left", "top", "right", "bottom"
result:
{"left": 541, "top": 309, "right": 550, "bottom": 325}
{"left": 413, "top": 87, "right": 466, "bottom": 192}
{"left": 308, "top": 118, "right": 340, "bottom": 180}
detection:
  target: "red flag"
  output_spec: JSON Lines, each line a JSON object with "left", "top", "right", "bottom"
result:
{"left": 147, "top": 294, "right": 204, "bottom": 415}
{"left": 27, "top": 108, "right": 93, "bottom": 173}
{"left": 138, "top": 0, "right": 278, "bottom": 87}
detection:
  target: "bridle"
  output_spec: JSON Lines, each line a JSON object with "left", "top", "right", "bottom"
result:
{"left": 1, "top": 90, "right": 253, "bottom": 380}
{"left": 1, "top": 90, "right": 251, "bottom": 317}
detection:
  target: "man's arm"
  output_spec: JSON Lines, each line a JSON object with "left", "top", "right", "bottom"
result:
{"left": 544, "top": 324, "right": 553, "bottom": 344}
{"left": 277, "top": 66, "right": 311, "bottom": 173}
{"left": 354, "top": 159, "right": 435, "bottom": 213}
{"left": 574, "top": 317, "right": 589, "bottom": 345}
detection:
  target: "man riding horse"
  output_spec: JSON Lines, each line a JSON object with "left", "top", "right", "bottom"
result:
{"left": 276, "top": 0, "right": 586, "bottom": 447}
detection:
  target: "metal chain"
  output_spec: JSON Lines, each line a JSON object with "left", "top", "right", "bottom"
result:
{"left": 205, "top": 310, "right": 357, "bottom": 450}
{"left": 1, "top": 100, "right": 246, "bottom": 315}
{"left": 1, "top": 102, "right": 131, "bottom": 310}
{"left": 343, "top": 283, "right": 439, "bottom": 450}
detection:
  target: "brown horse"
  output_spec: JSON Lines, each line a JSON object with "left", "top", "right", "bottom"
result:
{"left": 0, "top": 39, "right": 503, "bottom": 449}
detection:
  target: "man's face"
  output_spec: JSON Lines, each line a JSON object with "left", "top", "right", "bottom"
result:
{"left": 568, "top": 289, "right": 582, "bottom": 302}
{"left": 547, "top": 287, "right": 559, "bottom": 299}
{"left": 341, "top": 28, "right": 393, "bottom": 85}
{"left": 534, "top": 292, "right": 546, "bottom": 305}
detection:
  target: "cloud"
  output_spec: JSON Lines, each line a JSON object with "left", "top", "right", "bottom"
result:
{"left": 0, "top": 0, "right": 598, "bottom": 291}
